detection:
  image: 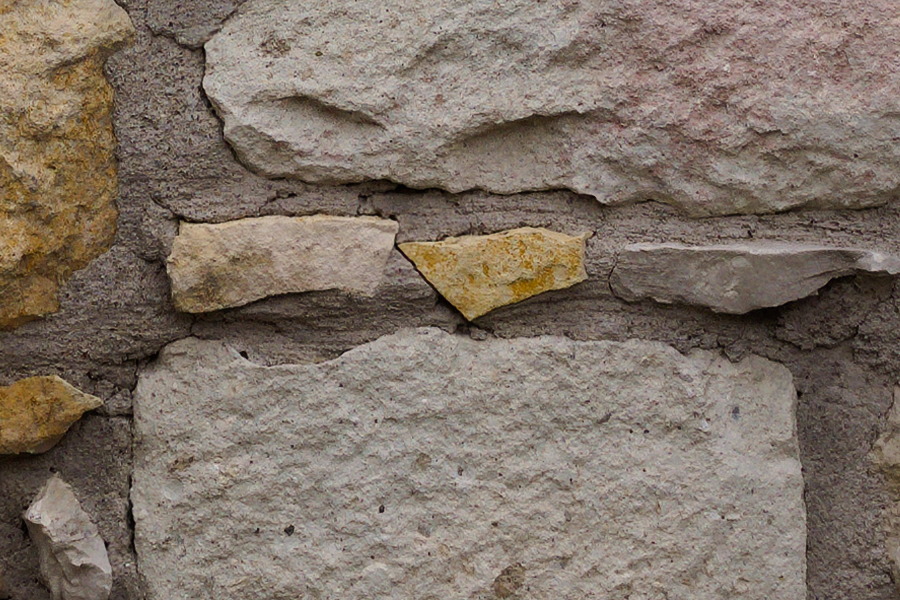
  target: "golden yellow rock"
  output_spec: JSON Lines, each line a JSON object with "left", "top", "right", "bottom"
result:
{"left": 0, "top": 0, "right": 134, "bottom": 330}
{"left": 0, "top": 375, "right": 103, "bottom": 455}
{"left": 400, "top": 227, "right": 591, "bottom": 320}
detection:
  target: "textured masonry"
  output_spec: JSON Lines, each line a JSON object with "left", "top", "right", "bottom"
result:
{"left": 133, "top": 330, "right": 804, "bottom": 600}
{"left": 1, "top": 0, "right": 899, "bottom": 598}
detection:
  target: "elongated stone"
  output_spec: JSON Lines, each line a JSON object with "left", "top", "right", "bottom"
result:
{"left": 167, "top": 215, "right": 399, "bottom": 313}
{"left": 399, "top": 227, "right": 590, "bottom": 320}
{"left": 204, "top": 0, "right": 899, "bottom": 216}
{"left": 0, "top": 376, "right": 102, "bottom": 455}
{"left": 133, "top": 329, "right": 804, "bottom": 600}
{"left": 610, "top": 243, "right": 900, "bottom": 314}
{"left": 24, "top": 476, "right": 112, "bottom": 600}
{"left": 0, "top": 0, "right": 134, "bottom": 329}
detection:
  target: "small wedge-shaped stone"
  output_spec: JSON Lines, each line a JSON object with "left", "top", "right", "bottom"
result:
{"left": 167, "top": 215, "right": 399, "bottom": 313}
{"left": 610, "top": 243, "right": 900, "bottom": 314}
{"left": 0, "top": 376, "right": 102, "bottom": 455}
{"left": 24, "top": 476, "right": 112, "bottom": 600}
{"left": 400, "top": 227, "right": 590, "bottom": 320}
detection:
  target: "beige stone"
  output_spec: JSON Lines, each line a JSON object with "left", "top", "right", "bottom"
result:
{"left": 132, "top": 330, "right": 805, "bottom": 600}
{"left": 0, "top": 376, "right": 102, "bottom": 455}
{"left": 167, "top": 215, "right": 400, "bottom": 313}
{"left": 610, "top": 243, "right": 900, "bottom": 314}
{"left": 204, "top": 0, "right": 900, "bottom": 216}
{"left": 24, "top": 475, "right": 113, "bottom": 600}
{"left": 0, "top": 0, "right": 134, "bottom": 330}
{"left": 399, "top": 227, "right": 590, "bottom": 320}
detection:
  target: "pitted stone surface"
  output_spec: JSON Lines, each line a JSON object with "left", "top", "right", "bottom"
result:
{"left": 0, "top": 0, "right": 134, "bottom": 329}
{"left": 400, "top": 227, "right": 590, "bottom": 320}
{"left": 167, "top": 215, "right": 399, "bottom": 313}
{"left": 133, "top": 329, "right": 804, "bottom": 600}
{"left": 0, "top": 376, "right": 102, "bottom": 455}
{"left": 24, "top": 475, "right": 113, "bottom": 600}
{"left": 610, "top": 243, "right": 900, "bottom": 314}
{"left": 204, "top": 0, "right": 900, "bottom": 216}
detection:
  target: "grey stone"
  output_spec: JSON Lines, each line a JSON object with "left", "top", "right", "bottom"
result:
{"left": 204, "top": 0, "right": 900, "bottom": 216}
{"left": 133, "top": 329, "right": 804, "bottom": 600}
{"left": 610, "top": 243, "right": 900, "bottom": 314}
{"left": 167, "top": 215, "right": 399, "bottom": 313}
{"left": 24, "top": 475, "right": 112, "bottom": 600}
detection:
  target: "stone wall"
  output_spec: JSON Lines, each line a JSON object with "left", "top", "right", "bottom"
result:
{"left": 1, "top": 0, "right": 899, "bottom": 599}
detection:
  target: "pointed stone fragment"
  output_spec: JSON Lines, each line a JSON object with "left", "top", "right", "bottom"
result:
{"left": 24, "top": 475, "right": 112, "bottom": 600}
{"left": 610, "top": 243, "right": 900, "bottom": 314}
{"left": 400, "top": 227, "right": 590, "bottom": 320}
{"left": 0, "top": 376, "right": 102, "bottom": 455}
{"left": 167, "top": 215, "right": 399, "bottom": 313}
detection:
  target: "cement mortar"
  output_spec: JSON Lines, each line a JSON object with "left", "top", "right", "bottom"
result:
{"left": 0, "top": 1, "right": 898, "bottom": 598}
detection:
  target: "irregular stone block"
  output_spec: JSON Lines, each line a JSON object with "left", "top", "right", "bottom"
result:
{"left": 133, "top": 329, "right": 805, "bottom": 600}
{"left": 610, "top": 243, "right": 900, "bottom": 314}
{"left": 0, "top": 376, "right": 102, "bottom": 455}
{"left": 204, "top": 0, "right": 900, "bottom": 216}
{"left": 24, "top": 476, "right": 112, "bottom": 600}
{"left": 399, "top": 227, "right": 590, "bottom": 320}
{"left": 167, "top": 215, "right": 399, "bottom": 313}
{"left": 0, "top": 0, "right": 134, "bottom": 329}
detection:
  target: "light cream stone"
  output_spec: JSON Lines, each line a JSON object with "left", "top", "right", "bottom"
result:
{"left": 399, "top": 227, "right": 590, "bottom": 320}
{"left": 0, "top": 0, "right": 134, "bottom": 329}
{"left": 204, "top": 0, "right": 900, "bottom": 216}
{"left": 0, "top": 376, "right": 102, "bottom": 455}
{"left": 24, "top": 475, "right": 112, "bottom": 600}
{"left": 133, "top": 329, "right": 805, "bottom": 600}
{"left": 167, "top": 215, "right": 399, "bottom": 313}
{"left": 610, "top": 243, "right": 900, "bottom": 314}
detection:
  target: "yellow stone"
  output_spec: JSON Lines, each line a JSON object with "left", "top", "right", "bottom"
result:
{"left": 399, "top": 227, "right": 591, "bottom": 320}
{"left": 0, "top": 375, "right": 103, "bottom": 455}
{"left": 0, "top": 0, "right": 134, "bottom": 330}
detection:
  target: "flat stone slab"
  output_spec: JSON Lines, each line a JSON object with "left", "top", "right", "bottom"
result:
{"left": 167, "top": 215, "right": 399, "bottom": 312}
{"left": 399, "top": 227, "right": 590, "bottom": 320}
{"left": 204, "top": 0, "right": 900, "bottom": 216}
{"left": 610, "top": 243, "right": 900, "bottom": 314}
{"left": 133, "top": 329, "right": 805, "bottom": 600}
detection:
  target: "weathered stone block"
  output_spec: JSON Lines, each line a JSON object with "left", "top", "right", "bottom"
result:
{"left": 610, "top": 243, "right": 900, "bottom": 314}
{"left": 204, "top": 0, "right": 900, "bottom": 216}
{"left": 133, "top": 329, "right": 805, "bottom": 600}
{"left": 0, "top": 376, "right": 102, "bottom": 455}
{"left": 167, "top": 215, "right": 399, "bottom": 313}
{"left": 400, "top": 227, "right": 590, "bottom": 320}
{"left": 0, "top": 0, "right": 134, "bottom": 329}
{"left": 24, "top": 475, "right": 112, "bottom": 600}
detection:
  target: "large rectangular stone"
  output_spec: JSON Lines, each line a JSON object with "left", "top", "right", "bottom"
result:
{"left": 132, "top": 328, "right": 804, "bottom": 599}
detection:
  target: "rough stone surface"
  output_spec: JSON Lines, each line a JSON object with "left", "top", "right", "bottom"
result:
{"left": 0, "top": 1, "right": 898, "bottom": 598}
{"left": 0, "top": 376, "right": 102, "bottom": 455}
{"left": 24, "top": 475, "right": 112, "bottom": 600}
{"left": 204, "top": 0, "right": 900, "bottom": 216}
{"left": 400, "top": 227, "right": 590, "bottom": 320}
{"left": 167, "top": 215, "right": 399, "bottom": 313}
{"left": 872, "top": 387, "right": 900, "bottom": 594}
{"left": 610, "top": 243, "right": 900, "bottom": 314}
{"left": 0, "top": 0, "right": 134, "bottom": 330}
{"left": 133, "top": 329, "right": 804, "bottom": 600}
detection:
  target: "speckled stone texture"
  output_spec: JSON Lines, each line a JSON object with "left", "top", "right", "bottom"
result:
{"left": 133, "top": 329, "right": 804, "bottom": 600}
{"left": 204, "top": 0, "right": 900, "bottom": 216}
{"left": 0, "top": 0, "right": 134, "bottom": 329}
